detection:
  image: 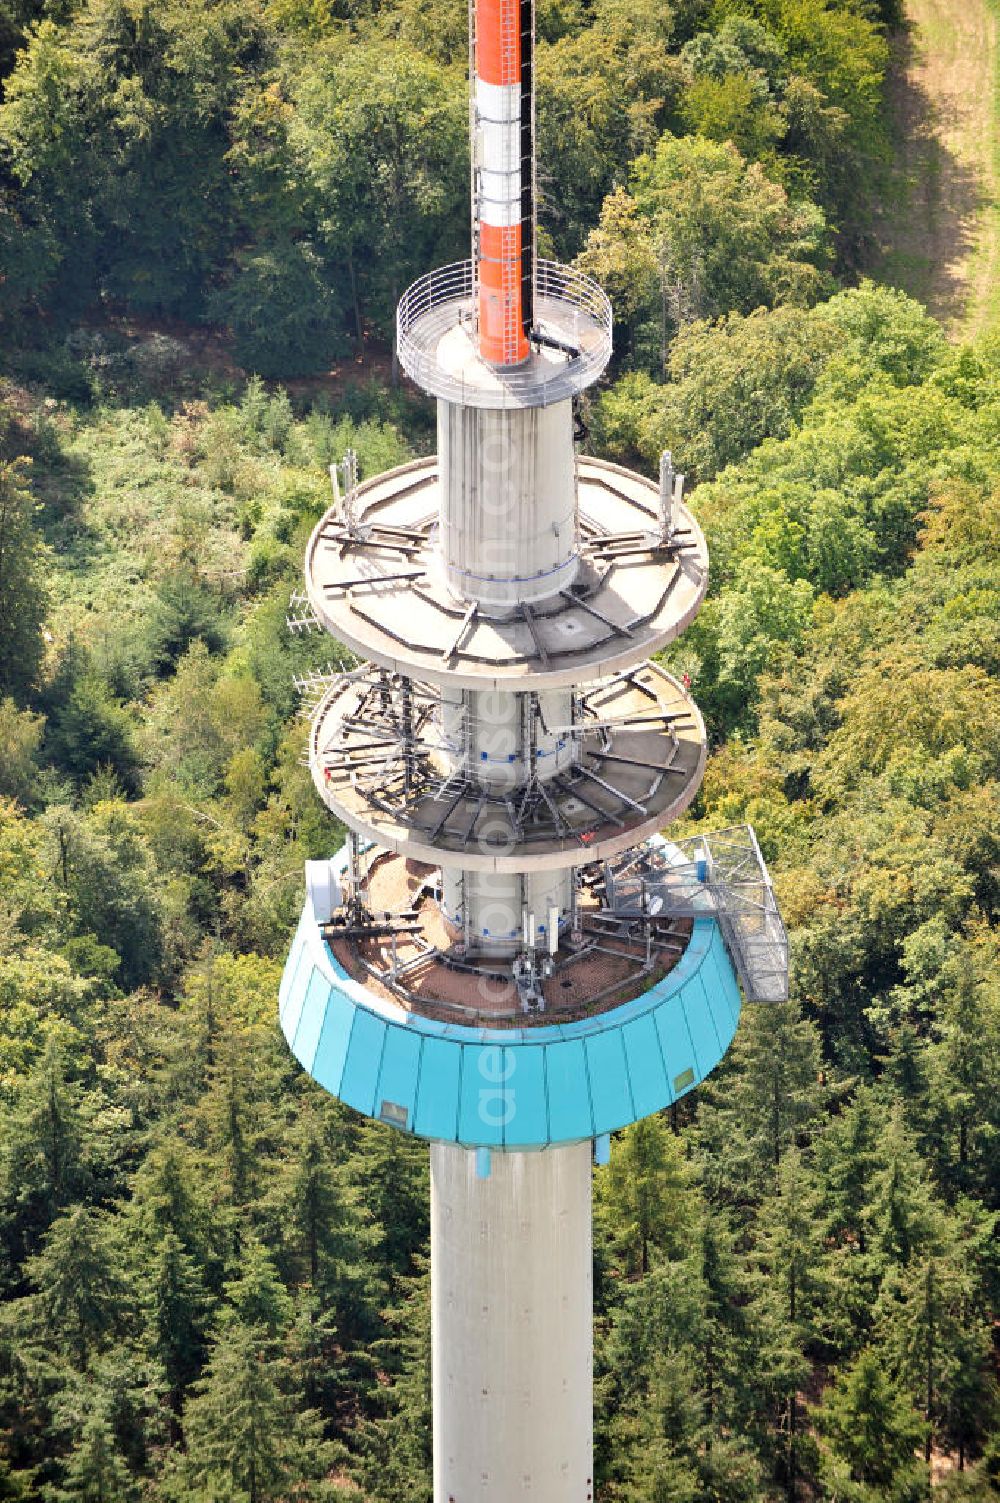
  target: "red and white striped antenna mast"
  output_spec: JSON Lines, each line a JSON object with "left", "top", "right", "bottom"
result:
{"left": 471, "top": 0, "right": 535, "bottom": 364}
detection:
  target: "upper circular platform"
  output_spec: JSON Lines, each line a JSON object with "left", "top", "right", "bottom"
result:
{"left": 396, "top": 259, "right": 612, "bottom": 409}
{"left": 304, "top": 456, "right": 709, "bottom": 692}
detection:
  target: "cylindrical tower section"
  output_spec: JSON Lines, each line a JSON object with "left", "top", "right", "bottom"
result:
{"left": 439, "top": 684, "right": 574, "bottom": 788}
{"left": 431, "top": 1142, "right": 593, "bottom": 1501}
{"left": 437, "top": 398, "right": 578, "bottom": 603}
{"left": 441, "top": 864, "right": 572, "bottom": 957}
{"left": 475, "top": 0, "right": 532, "bottom": 365}
{"left": 437, "top": 680, "right": 575, "bottom": 958}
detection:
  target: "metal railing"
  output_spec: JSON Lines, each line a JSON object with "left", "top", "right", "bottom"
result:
{"left": 604, "top": 826, "right": 790, "bottom": 1003}
{"left": 395, "top": 258, "right": 612, "bottom": 409}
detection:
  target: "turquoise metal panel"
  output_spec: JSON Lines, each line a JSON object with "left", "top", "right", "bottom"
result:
{"left": 722, "top": 949, "right": 743, "bottom": 1025}
{"left": 458, "top": 1042, "right": 513, "bottom": 1147}
{"left": 544, "top": 1039, "right": 593, "bottom": 1142}
{"left": 668, "top": 928, "right": 711, "bottom": 990}
{"left": 504, "top": 1020, "right": 566, "bottom": 1045}
{"left": 621, "top": 1013, "right": 670, "bottom": 1119}
{"left": 503, "top": 1045, "right": 547, "bottom": 1149}
{"left": 375, "top": 1025, "right": 423, "bottom": 1132}
{"left": 309, "top": 984, "right": 355, "bottom": 1099}
{"left": 408, "top": 1011, "right": 449, "bottom": 1039}
{"left": 292, "top": 968, "right": 330, "bottom": 1073}
{"left": 279, "top": 938, "right": 310, "bottom": 1040}
{"left": 698, "top": 946, "right": 739, "bottom": 1050}
{"left": 585, "top": 1028, "right": 635, "bottom": 1134}
{"left": 412, "top": 1036, "right": 461, "bottom": 1141}
{"left": 278, "top": 920, "right": 308, "bottom": 1024}
{"left": 681, "top": 972, "right": 723, "bottom": 1076}
{"left": 339, "top": 1008, "right": 387, "bottom": 1118}
{"left": 652, "top": 995, "right": 696, "bottom": 1103}
{"left": 419, "top": 1012, "right": 502, "bottom": 1047}
{"left": 702, "top": 931, "right": 742, "bottom": 1032}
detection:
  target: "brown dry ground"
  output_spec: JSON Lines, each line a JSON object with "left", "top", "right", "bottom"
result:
{"left": 874, "top": 0, "right": 1000, "bottom": 336}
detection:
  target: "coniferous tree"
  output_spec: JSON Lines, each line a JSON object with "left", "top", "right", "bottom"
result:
{"left": 816, "top": 1087, "right": 888, "bottom": 1257}
{"left": 170, "top": 1317, "right": 335, "bottom": 1503}
{"left": 286, "top": 1291, "right": 343, "bottom": 1422}
{"left": 598, "top": 1247, "right": 764, "bottom": 1503}
{"left": 870, "top": 1112, "right": 944, "bottom": 1269}
{"left": 200, "top": 1042, "right": 264, "bottom": 1219}
{"left": 23, "top": 1208, "right": 129, "bottom": 1374}
{"left": 751, "top": 1147, "right": 825, "bottom": 1499}
{"left": 275, "top": 1106, "right": 381, "bottom": 1347}
{"left": 221, "top": 1240, "right": 292, "bottom": 1339}
{"left": 143, "top": 1232, "right": 208, "bottom": 1420}
{"left": 0, "top": 1046, "right": 91, "bottom": 1279}
{"left": 694, "top": 1001, "right": 825, "bottom": 1205}
{"left": 876, "top": 1237, "right": 998, "bottom": 1472}
{"left": 42, "top": 667, "right": 140, "bottom": 797}
{"left": 0, "top": 1331, "right": 41, "bottom": 1498}
{"left": 811, "top": 1351, "right": 925, "bottom": 1500}
{"left": 350, "top": 1119, "right": 428, "bottom": 1286}
{"left": 129, "top": 1143, "right": 217, "bottom": 1279}
{"left": 924, "top": 941, "right": 1000, "bottom": 1204}
{"left": 355, "top": 1260, "right": 432, "bottom": 1503}
{"left": 596, "top": 1113, "right": 695, "bottom": 1277}
{"left": 48, "top": 1409, "right": 133, "bottom": 1503}
{"left": 0, "top": 460, "right": 47, "bottom": 705}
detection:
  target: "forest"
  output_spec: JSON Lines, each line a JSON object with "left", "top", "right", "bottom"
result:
{"left": 0, "top": 0, "right": 997, "bottom": 1497}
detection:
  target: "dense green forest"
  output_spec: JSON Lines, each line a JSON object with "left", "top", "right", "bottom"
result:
{"left": 0, "top": 0, "right": 998, "bottom": 1497}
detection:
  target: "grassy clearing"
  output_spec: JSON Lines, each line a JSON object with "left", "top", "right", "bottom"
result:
{"left": 875, "top": 0, "right": 1000, "bottom": 337}
{"left": 975, "top": 0, "right": 1000, "bottom": 331}
{"left": 17, "top": 376, "right": 416, "bottom": 675}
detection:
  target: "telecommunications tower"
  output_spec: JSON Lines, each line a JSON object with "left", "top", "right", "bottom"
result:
{"left": 279, "top": 0, "right": 789, "bottom": 1495}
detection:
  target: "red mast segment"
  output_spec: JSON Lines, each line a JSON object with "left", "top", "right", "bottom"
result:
{"left": 475, "top": 0, "right": 532, "bottom": 365}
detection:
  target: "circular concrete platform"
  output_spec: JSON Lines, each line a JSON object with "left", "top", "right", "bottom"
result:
{"left": 304, "top": 456, "right": 709, "bottom": 691}
{"left": 308, "top": 660, "right": 707, "bottom": 871}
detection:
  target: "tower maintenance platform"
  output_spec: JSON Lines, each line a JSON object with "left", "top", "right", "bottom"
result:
{"left": 279, "top": 0, "right": 789, "bottom": 1494}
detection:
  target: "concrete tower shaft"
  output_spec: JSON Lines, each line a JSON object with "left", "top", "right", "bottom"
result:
{"left": 437, "top": 685, "right": 575, "bottom": 791}
{"left": 437, "top": 398, "right": 577, "bottom": 604}
{"left": 431, "top": 1142, "right": 593, "bottom": 1502}
{"left": 438, "top": 387, "right": 579, "bottom": 957}
{"left": 441, "top": 863, "right": 573, "bottom": 958}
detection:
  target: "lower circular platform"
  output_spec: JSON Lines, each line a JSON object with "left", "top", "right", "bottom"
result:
{"left": 278, "top": 869, "right": 743, "bottom": 1149}
{"left": 327, "top": 850, "right": 694, "bottom": 1024}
